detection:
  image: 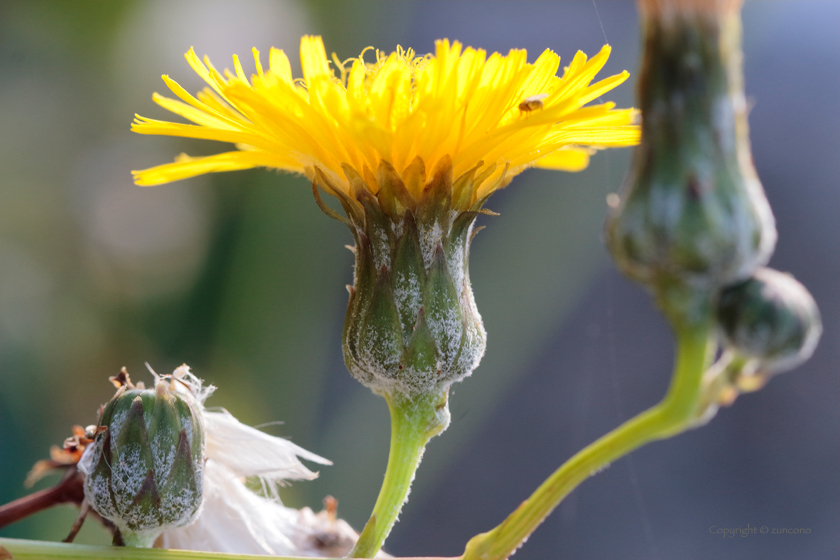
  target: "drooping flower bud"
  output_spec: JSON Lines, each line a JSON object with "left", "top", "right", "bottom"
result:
{"left": 315, "top": 157, "right": 492, "bottom": 402}
{"left": 605, "top": 0, "right": 776, "bottom": 299}
{"left": 717, "top": 267, "right": 822, "bottom": 374}
{"left": 80, "top": 368, "right": 206, "bottom": 547}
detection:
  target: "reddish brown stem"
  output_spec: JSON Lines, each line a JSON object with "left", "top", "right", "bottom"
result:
{"left": 0, "top": 469, "right": 84, "bottom": 530}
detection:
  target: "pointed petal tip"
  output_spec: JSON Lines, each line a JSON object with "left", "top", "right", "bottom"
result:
{"left": 131, "top": 172, "right": 162, "bottom": 187}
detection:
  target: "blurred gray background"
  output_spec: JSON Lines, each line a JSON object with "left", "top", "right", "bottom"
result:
{"left": 0, "top": 1, "right": 837, "bottom": 559}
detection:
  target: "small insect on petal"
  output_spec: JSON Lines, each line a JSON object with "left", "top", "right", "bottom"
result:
{"left": 519, "top": 93, "right": 549, "bottom": 112}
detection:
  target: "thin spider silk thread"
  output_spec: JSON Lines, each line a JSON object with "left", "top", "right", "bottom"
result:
{"left": 592, "top": 1, "right": 658, "bottom": 556}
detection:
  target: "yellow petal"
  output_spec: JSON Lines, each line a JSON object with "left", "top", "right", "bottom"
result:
{"left": 300, "top": 36, "right": 331, "bottom": 84}
{"left": 133, "top": 36, "right": 639, "bottom": 196}
{"left": 534, "top": 148, "right": 592, "bottom": 172}
{"left": 132, "top": 151, "right": 296, "bottom": 186}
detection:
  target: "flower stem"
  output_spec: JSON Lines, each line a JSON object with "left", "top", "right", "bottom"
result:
{"left": 462, "top": 321, "right": 712, "bottom": 560}
{"left": 0, "top": 538, "right": 458, "bottom": 560}
{"left": 350, "top": 389, "right": 450, "bottom": 558}
{"left": 0, "top": 537, "right": 303, "bottom": 560}
{"left": 120, "top": 532, "right": 158, "bottom": 549}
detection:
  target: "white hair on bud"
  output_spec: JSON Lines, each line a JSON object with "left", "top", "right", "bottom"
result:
{"left": 167, "top": 363, "right": 216, "bottom": 405}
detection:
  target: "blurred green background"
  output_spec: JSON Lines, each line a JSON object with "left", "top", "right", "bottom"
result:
{"left": 1, "top": 2, "right": 838, "bottom": 559}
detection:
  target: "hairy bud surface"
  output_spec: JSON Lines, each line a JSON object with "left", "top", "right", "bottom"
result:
{"left": 81, "top": 372, "right": 205, "bottom": 546}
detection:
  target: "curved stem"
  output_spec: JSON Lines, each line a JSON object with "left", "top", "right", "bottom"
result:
{"left": 349, "top": 390, "right": 450, "bottom": 558}
{"left": 463, "top": 321, "right": 712, "bottom": 560}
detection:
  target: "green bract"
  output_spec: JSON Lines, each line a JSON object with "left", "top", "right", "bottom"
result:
{"left": 315, "top": 157, "right": 488, "bottom": 399}
{"left": 81, "top": 377, "right": 205, "bottom": 547}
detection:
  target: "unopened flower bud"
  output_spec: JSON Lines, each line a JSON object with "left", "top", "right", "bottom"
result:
{"left": 605, "top": 4, "right": 776, "bottom": 294}
{"left": 717, "top": 268, "right": 821, "bottom": 374}
{"left": 80, "top": 370, "right": 206, "bottom": 547}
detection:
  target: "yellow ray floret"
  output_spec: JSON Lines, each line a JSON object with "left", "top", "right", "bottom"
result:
{"left": 132, "top": 36, "right": 639, "bottom": 202}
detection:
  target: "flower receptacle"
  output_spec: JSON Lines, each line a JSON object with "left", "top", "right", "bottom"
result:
{"left": 325, "top": 157, "right": 489, "bottom": 402}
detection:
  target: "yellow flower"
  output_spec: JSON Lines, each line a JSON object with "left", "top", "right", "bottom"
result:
{"left": 132, "top": 36, "right": 638, "bottom": 208}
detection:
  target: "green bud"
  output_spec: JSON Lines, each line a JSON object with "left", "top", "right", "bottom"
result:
{"left": 81, "top": 370, "right": 205, "bottom": 547}
{"left": 717, "top": 268, "right": 822, "bottom": 374}
{"left": 605, "top": 8, "right": 776, "bottom": 293}
{"left": 314, "top": 157, "right": 489, "bottom": 399}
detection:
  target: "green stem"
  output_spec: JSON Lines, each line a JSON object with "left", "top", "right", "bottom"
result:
{"left": 0, "top": 538, "right": 457, "bottom": 560}
{"left": 120, "top": 532, "right": 158, "bottom": 549}
{"left": 349, "top": 390, "right": 450, "bottom": 558}
{"left": 462, "top": 321, "right": 712, "bottom": 560}
{"left": 0, "top": 537, "right": 309, "bottom": 560}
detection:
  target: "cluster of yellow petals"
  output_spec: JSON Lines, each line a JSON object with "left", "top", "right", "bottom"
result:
{"left": 132, "top": 36, "right": 639, "bottom": 201}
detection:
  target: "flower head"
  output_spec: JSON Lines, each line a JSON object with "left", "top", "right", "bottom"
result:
{"left": 132, "top": 36, "right": 637, "bottom": 403}
{"left": 132, "top": 36, "right": 638, "bottom": 209}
